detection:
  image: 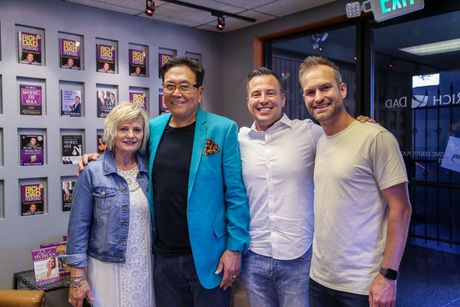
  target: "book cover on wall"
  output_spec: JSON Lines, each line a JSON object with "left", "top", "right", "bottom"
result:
{"left": 62, "top": 180, "right": 75, "bottom": 211}
{"left": 60, "top": 38, "right": 81, "bottom": 69}
{"left": 20, "top": 85, "right": 42, "bottom": 115}
{"left": 18, "top": 31, "right": 42, "bottom": 65}
{"left": 62, "top": 135, "right": 83, "bottom": 164}
{"left": 96, "top": 44, "right": 115, "bottom": 73}
{"left": 129, "top": 91, "right": 147, "bottom": 110}
{"left": 159, "top": 90, "right": 168, "bottom": 114}
{"left": 158, "top": 53, "right": 174, "bottom": 77}
{"left": 129, "top": 49, "right": 146, "bottom": 77}
{"left": 31, "top": 246, "right": 61, "bottom": 286}
{"left": 97, "top": 134, "right": 107, "bottom": 154}
{"left": 20, "top": 134, "right": 44, "bottom": 166}
{"left": 21, "top": 183, "right": 45, "bottom": 216}
{"left": 97, "top": 89, "right": 117, "bottom": 118}
{"left": 61, "top": 89, "right": 82, "bottom": 117}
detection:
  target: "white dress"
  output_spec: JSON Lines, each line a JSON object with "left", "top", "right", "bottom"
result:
{"left": 88, "top": 166, "right": 155, "bottom": 307}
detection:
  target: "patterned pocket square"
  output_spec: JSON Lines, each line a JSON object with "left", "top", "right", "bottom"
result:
{"left": 204, "top": 138, "right": 220, "bottom": 156}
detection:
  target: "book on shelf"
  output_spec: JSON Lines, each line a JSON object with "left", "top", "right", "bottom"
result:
{"left": 97, "top": 89, "right": 117, "bottom": 118}
{"left": 62, "top": 135, "right": 83, "bottom": 164}
{"left": 60, "top": 38, "right": 81, "bottom": 69}
{"left": 21, "top": 183, "right": 45, "bottom": 216}
{"left": 158, "top": 53, "right": 174, "bottom": 77}
{"left": 31, "top": 245, "right": 61, "bottom": 286}
{"left": 39, "top": 239, "right": 70, "bottom": 278}
{"left": 20, "top": 134, "right": 44, "bottom": 166}
{"left": 96, "top": 43, "right": 115, "bottom": 73}
{"left": 20, "top": 85, "right": 42, "bottom": 116}
{"left": 62, "top": 180, "right": 75, "bottom": 211}
{"left": 129, "top": 91, "right": 147, "bottom": 110}
{"left": 97, "top": 134, "right": 107, "bottom": 154}
{"left": 61, "top": 89, "right": 82, "bottom": 117}
{"left": 18, "top": 31, "right": 42, "bottom": 65}
{"left": 129, "top": 48, "right": 146, "bottom": 77}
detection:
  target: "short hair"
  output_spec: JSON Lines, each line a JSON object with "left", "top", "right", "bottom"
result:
{"left": 103, "top": 102, "right": 149, "bottom": 152}
{"left": 298, "top": 56, "right": 342, "bottom": 86}
{"left": 160, "top": 57, "right": 205, "bottom": 86}
{"left": 247, "top": 67, "right": 284, "bottom": 93}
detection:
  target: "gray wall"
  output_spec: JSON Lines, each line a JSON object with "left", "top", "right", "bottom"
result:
{"left": 0, "top": 0, "right": 222, "bottom": 289}
{"left": 221, "top": 1, "right": 346, "bottom": 127}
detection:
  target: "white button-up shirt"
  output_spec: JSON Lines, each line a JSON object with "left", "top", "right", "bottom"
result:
{"left": 239, "top": 114, "right": 323, "bottom": 260}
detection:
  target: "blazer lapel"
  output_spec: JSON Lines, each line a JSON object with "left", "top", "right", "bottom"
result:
{"left": 188, "top": 108, "right": 207, "bottom": 201}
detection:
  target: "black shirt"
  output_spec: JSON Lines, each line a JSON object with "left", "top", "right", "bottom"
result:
{"left": 152, "top": 122, "right": 195, "bottom": 256}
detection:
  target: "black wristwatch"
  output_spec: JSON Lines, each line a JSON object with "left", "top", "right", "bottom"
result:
{"left": 379, "top": 267, "right": 399, "bottom": 280}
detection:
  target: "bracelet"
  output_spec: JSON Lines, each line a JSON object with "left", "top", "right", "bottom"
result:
{"left": 69, "top": 278, "right": 86, "bottom": 288}
{"left": 70, "top": 275, "right": 86, "bottom": 279}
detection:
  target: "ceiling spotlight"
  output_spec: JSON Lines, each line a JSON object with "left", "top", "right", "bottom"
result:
{"left": 145, "top": 0, "right": 155, "bottom": 16}
{"left": 216, "top": 15, "right": 225, "bottom": 31}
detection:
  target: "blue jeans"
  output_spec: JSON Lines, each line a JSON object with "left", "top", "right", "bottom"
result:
{"left": 239, "top": 249, "right": 312, "bottom": 307}
{"left": 309, "top": 278, "right": 369, "bottom": 307}
{"left": 154, "top": 252, "right": 231, "bottom": 307}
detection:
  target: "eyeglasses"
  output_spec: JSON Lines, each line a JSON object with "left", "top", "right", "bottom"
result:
{"left": 162, "top": 82, "right": 199, "bottom": 94}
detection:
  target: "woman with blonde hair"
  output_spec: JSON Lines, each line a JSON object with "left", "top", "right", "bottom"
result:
{"left": 63, "top": 102, "right": 154, "bottom": 307}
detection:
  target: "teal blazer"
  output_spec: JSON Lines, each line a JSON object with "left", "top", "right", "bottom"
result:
{"left": 148, "top": 108, "right": 250, "bottom": 289}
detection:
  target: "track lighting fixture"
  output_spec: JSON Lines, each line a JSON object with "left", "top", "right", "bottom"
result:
{"left": 145, "top": 0, "right": 155, "bottom": 16}
{"left": 216, "top": 15, "right": 225, "bottom": 31}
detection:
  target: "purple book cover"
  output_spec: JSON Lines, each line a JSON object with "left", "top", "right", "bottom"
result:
{"left": 129, "top": 49, "right": 146, "bottom": 76}
{"left": 60, "top": 38, "right": 81, "bottom": 69}
{"left": 158, "top": 53, "right": 174, "bottom": 77}
{"left": 31, "top": 246, "right": 61, "bottom": 286}
{"left": 129, "top": 91, "right": 147, "bottom": 110}
{"left": 97, "top": 44, "right": 115, "bottom": 73}
{"left": 21, "top": 183, "right": 45, "bottom": 216}
{"left": 20, "top": 134, "right": 44, "bottom": 166}
{"left": 61, "top": 135, "right": 83, "bottom": 165}
{"left": 159, "top": 90, "right": 168, "bottom": 115}
{"left": 20, "top": 85, "right": 42, "bottom": 115}
{"left": 39, "top": 240, "right": 70, "bottom": 277}
{"left": 19, "top": 31, "right": 42, "bottom": 65}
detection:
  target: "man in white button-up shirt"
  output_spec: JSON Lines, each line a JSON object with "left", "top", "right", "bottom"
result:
{"left": 238, "top": 67, "right": 323, "bottom": 307}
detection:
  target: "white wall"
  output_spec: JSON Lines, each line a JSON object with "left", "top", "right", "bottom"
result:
{"left": 0, "top": 0, "right": 222, "bottom": 289}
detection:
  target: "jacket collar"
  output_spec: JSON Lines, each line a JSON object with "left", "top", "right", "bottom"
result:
{"left": 102, "top": 149, "right": 148, "bottom": 175}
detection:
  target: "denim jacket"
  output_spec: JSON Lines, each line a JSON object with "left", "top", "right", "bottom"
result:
{"left": 62, "top": 150, "right": 149, "bottom": 268}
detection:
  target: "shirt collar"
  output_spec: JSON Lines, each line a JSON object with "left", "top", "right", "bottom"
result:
{"left": 250, "top": 113, "right": 292, "bottom": 134}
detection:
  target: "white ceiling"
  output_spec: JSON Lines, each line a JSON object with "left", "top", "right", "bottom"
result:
{"left": 65, "top": 0, "right": 335, "bottom": 32}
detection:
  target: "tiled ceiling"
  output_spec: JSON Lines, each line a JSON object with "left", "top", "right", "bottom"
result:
{"left": 65, "top": 0, "right": 335, "bottom": 32}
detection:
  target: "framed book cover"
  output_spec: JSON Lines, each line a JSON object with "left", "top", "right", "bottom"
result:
{"left": 60, "top": 38, "right": 81, "bottom": 69}
{"left": 62, "top": 180, "right": 75, "bottom": 211}
{"left": 62, "top": 135, "right": 83, "bottom": 164}
{"left": 97, "top": 134, "right": 107, "bottom": 154}
{"left": 61, "top": 89, "right": 82, "bottom": 117}
{"left": 129, "top": 91, "right": 147, "bottom": 110}
{"left": 20, "top": 85, "right": 42, "bottom": 115}
{"left": 158, "top": 53, "right": 174, "bottom": 77}
{"left": 96, "top": 44, "right": 115, "bottom": 73}
{"left": 20, "top": 134, "right": 44, "bottom": 166}
{"left": 21, "top": 183, "right": 45, "bottom": 216}
{"left": 18, "top": 31, "right": 42, "bottom": 65}
{"left": 159, "top": 89, "right": 168, "bottom": 114}
{"left": 97, "top": 89, "right": 117, "bottom": 118}
{"left": 129, "top": 49, "right": 146, "bottom": 77}
{"left": 31, "top": 246, "right": 61, "bottom": 286}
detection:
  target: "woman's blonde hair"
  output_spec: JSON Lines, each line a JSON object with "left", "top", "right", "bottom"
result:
{"left": 103, "top": 102, "right": 149, "bottom": 152}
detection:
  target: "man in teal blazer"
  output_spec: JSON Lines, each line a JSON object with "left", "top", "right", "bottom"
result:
{"left": 150, "top": 57, "right": 250, "bottom": 307}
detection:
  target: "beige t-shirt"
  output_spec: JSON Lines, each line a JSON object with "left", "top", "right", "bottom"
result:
{"left": 310, "top": 121, "right": 408, "bottom": 295}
